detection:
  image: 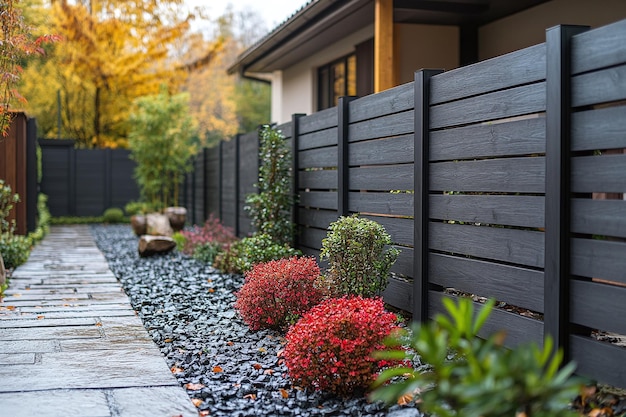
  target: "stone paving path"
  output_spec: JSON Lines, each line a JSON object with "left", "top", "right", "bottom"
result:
{"left": 0, "top": 225, "right": 198, "bottom": 417}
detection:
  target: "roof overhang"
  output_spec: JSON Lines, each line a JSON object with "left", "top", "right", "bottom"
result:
{"left": 228, "top": 0, "right": 551, "bottom": 77}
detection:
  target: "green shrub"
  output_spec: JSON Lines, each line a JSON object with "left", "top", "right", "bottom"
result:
{"left": 124, "top": 201, "right": 153, "bottom": 216}
{"left": 244, "top": 125, "right": 295, "bottom": 245}
{"left": 0, "top": 232, "right": 31, "bottom": 270}
{"left": 371, "top": 297, "right": 581, "bottom": 417}
{"left": 102, "top": 208, "right": 125, "bottom": 223}
{"left": 172, "top": 231, "right": 186, "bottom": 252}
{"left": 192, "top": 242, "right": 222, "bottom": 264}
{"left": 51, "top": 216, "right": 105, "bottom": 225}
{"left": 319, "top": 214, "right": 399, "bottom": 297}
{"left": 0, "top": 179, "right": 19, "bottom": 234}
{"left": 213, "top": 233, "right": 301, "bottom": 274}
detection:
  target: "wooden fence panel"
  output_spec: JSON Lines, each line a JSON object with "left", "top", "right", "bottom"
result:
{"left": 111, "top": 150, "right": 138, "bottom": 211}
{"left": 238, "top": 132, "right": 259, "bottom": 237}
{"left": 75, "top": 150, "right": 106, "bottom": 216}
{"left": 205, "top": 146, "right": 220, "bottom": 219}
{"left": 220, "top": 139, "right": 237, "bottom": 232}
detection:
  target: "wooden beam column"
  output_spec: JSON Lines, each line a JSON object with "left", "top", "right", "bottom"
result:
{"left": 374, "top": 0, "right": 394, "bottom": 92}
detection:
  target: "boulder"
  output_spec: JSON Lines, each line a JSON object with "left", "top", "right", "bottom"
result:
{"left": 138, "top": 235, "right": 176, "bottom": 257}
{"left": 146, "top": 213, "right": 173, "bottom": 236}
{"left": 164, "top": 207, "right": 187, "bottom": 232}
{"left": 130, "top": 214, "right": 147, "bottom": 236}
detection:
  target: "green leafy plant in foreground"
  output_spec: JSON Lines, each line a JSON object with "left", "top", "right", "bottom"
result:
{"left": 371, "top": 297, "right": 582, "bottom": 417}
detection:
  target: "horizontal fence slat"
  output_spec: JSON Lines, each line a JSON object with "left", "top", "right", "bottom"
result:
{"left": 299, "top": 107, "right": 337, "bottom": 134}
{"left": 349, "top": 191, "right": 413, "bottom": 217}
{"left": 572, "top": 19, "right": 626, "bottom": 75}
{"left": 298, "top": 128, "right": 338, "bottom": 150}
{"left": 349, "top": 83, "right": 414, "bottom": 123}
{"left": 299, "top": 191, "right": 337, "bottom": 210}
{"left": 276, "top": 122, "right": 292, "bottom": 138}
{"left": 298, "top": 169, "right": 337, "bottom": 190}
{"left": 362, "top": 215, "right": 413, "bottom": 247}
{"left": 297, "top": 208, "right": 337, "bottom": 229}
{"left": 571, "top": 198, "right": 626, "bottom": 238}
{"left": 430, "top": 116, "right": 545, "bottom": 161}
{"left": 350, "top": 164, "right": 414, "bottom": 191}
{"left": 572, "top": 64, "right": 626, "bottom": 107}
{"left": 299, "top": 147, "right": 337, "bottom": 168}
{"left": 430, "top": 253, "right": 544, "bottom": 312}
{"left": 571, "top": 335, "right": 626, "bottom": 389}
{"left": 298, "top": 227, "right": 327, "bottom": 251}
{"left": 349, "top": 110, "right": 413, "bottom": 142}
{"left": 431, "top": 43, "right": 546, "bottom": 105}
{"left": 430, "top": 194, "right": 544, "bottom": 229}
{"left": 350, "top": 134, "right": 414, "bottom": 165}
{"left": 430, "top": 157, "right": 545, "bottom": 193}
{"left": 430, "top": 82, "right": 545, "bottom": 129}
{"left": 392, "top": 247, "right": 414, "bottom": 278}
{"left": 429, "top": 292, "right": 544, "bottom": 348}
{"left": 572, "top": 106, "right": 626, "bottom": 151}
{"left": 382, "top": 276, "right": 413, "bottom": 313}
{"left": 570, "top": 279, "right": 626, "bottom": 334}
{"left": 571, "top": 154, "right": 626, "bottom": 193}
{"left": 430, "top": 222, "right": 545, "bottom": 268}
{"left": 571, "top": 238, "right": 626, "bottom": 285}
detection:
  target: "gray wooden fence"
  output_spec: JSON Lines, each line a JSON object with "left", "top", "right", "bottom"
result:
{"left": 39, "top": 140, "right": 140, "bottom": 217}
{"left": 182, "top": 21, "right": 626, "bottom": 388}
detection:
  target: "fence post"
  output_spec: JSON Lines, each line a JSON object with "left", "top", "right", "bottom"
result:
{"left": 218, "top": 141, "right": 223, "bottom": 221}
{"left": 337, "top": 96, "right": 357, "bottom": 217}
{"left": 544, "top": 24, "right": 589, "bottom": 359}
{"left": 68, "top": 144, "right": 76, "bottom": 216}
{"left": 291, "top": 114, "right": 305, "bottom": 248}
{"left": 235, "top": 134, "right": 241, "bottom": 237}
{"left": 413, "top": 69, "right": 443, "bottom": 323}
{"left": 202, "top": 147, "right": 208, "bottom": 222}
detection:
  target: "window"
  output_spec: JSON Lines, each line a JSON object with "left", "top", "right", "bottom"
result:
{"left": 317, "top": 54, "right": 357, "bottom": 110}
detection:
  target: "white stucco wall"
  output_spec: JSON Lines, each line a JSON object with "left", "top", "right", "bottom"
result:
{"left": 272, "top": 25, "right": 374, "bottom": 124}
{"left": 394, "top": 24, "right": 459, "bottom": 85}
{"left": 479, "top": 0, "right": 626, "bottom": 60}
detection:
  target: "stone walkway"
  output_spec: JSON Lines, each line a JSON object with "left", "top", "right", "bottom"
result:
{"left": 0, "top": 225, "right": 198, "bottom": 417}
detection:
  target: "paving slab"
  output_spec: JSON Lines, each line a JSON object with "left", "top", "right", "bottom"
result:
{"left": 0, "top": 225, "right": 198, "bottom": 417}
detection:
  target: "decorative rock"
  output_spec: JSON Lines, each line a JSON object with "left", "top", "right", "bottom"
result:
{"left": 138, "top": 235, "right": 176, "bottom": 257}
{"left": 146, "top": 213, "right": 173, "bottom": 237}
{"left": 164, "top": 207, "right": 187, "bottom": 232}
{"left": 130, "top": 214, "right": 147, "bottom": 236}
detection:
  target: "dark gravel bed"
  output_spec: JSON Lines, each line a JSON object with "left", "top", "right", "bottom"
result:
{"left": 91, "top": 224, "right": 420, "bottom": 417}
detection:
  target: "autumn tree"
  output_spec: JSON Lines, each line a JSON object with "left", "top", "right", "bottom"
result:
{"left": 19, "top": 0, "right": 197, "bottom": 148}
{"left": 0, "top": 0, "right": 58, "bottom": 137}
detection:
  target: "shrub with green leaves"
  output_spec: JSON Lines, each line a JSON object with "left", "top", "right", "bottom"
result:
{"left": 213, "top": 233, "right": 301, "bottom": 274}
{"left": 124, "top": 201, "right": 153, "bottom": 216}
{"left": 371, "top": 298, "right": 582, "bottom": 417}
{"left": 319, "top": 214, "right": 399, "bottom": 297}
{"left": 0, "top": 179, "right": 19, "bottom": 234}
{"left": 192, "top": 242, "right": 223, "bottom": 264}
{"left": 244, "top": 125, "right": 295, "bottom": 246}
{"left": 0, "top": 232, "right": 31, "bottom": 270}
{"left": 103, "top": 208, "right": 125, "bottom": 223}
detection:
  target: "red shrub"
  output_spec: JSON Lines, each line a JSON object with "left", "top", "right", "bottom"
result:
{"left": 283, "top": 296, "right": 398, "bottom": 396}
{"left": 234, "top": 256, "right": 324, "bottom": 331}
{"left": 181, "top": 214, "right": 237, "bottom": 255}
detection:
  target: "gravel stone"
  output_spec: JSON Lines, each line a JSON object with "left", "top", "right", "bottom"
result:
{"left": 91, "top": 224, "right": 424, "bottom": 417}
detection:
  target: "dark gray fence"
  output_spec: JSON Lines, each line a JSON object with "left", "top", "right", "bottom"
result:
{"left": 182, "top": 21, "right": 626, "bottom": 388}
{"left": 39, "top": 140, "right": 140, "bottom": 217}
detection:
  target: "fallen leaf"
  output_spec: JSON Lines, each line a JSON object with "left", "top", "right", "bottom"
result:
{"left": 243, "top": 393, "right": 257, "bottom": 400}
{"left": 207, "top": 279, "right": 212, "bottom": 283}
{"left": 185, "top": 383, "right": 205, "bottom": 390}
{"left": 171, "top": 366, "right": 184, "bottom": 374}
{"left": 37, "top": 315, "right": 45, "bottom": 320}
{"left": 264, "top": 369, "right": 274, "bottom": 375}
{"left": 588, "top": 407, "right": 614, "bottom": 417}
{"left": 212, "top": 365, "right": 223, "bottom": 373}
{"left": 199, "top": 411, "right": 210, "bottom": 416}
{"left": 258, "top": 347, "right": 266, "bottom": 353}
{"left": 252, "top": 363, "right": 262, "bottom": 370}
{"left": 164, "top": 338, "right": 173, "bottom": 343}
{"left": 191, "top": 398, "right": 203, "bottom": 407}
{"left": 95, "top": 322, "right": 102, "bottom": 327}
{"left": 276, "top": 349, "right": 284, "bottom": 357}
{"left": 208, "top": 288, "right": 215, "bottom": 293}
{"left": 12, "top": 294, "right": 21, "bottom": 297}
{"left": 226, "top": 341, "right": 234, "bottom": 346}
{"left": 279, "top": 388, "right": 289, "bottom": 399}
{"left": 397, "top": 393, "right": 414, "bottom": 406}
{"left": 5, "top": 305, "right": 15, "bottom": 311}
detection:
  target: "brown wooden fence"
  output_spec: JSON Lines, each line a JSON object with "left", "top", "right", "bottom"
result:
{"left": 0, "top": 113, "right": 38, "bottom": 235}
{"left": 181, "top": 21, "right": 626, "bottom": 388}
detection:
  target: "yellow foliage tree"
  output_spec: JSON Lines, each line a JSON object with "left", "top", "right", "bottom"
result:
{"left": 20, "top": 0, "right": 194, "bottom": 148}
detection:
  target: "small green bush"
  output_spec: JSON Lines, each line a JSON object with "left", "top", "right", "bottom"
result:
{"left": 213, "top": 233, "right": 301, "bottom": 274}
{"left": 371, "top": 297, "right": 581, "bottom": 417}
{"left": 0, "top": 233, "right": 31, "bottom": 270}
{"left": 51, "top": 216, "right": 105, "bottom": 225}
{"left": 0, "top": 179, "right": 20, "bottom": 234}
{"left": 124, "top": 201, "right": 153, "bottom": 216}
{"left": 102, "top": 208, "right": 125, "bottom": 223}
{"left": 192, "top": 242, "right": 222, "bottom": 264}
{"left": 172, "top": 231, "right": 186, "bottom": 252}
{"left": 319, "top": 214, "right": 399, "bottom": 297}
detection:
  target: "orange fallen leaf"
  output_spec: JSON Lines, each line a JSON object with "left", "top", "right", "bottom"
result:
{"left": 279, "top": 388, "right": 289, "bottom": 399}
{"left": 171, "top": 366, "right": 184, "bottom": 374}
{"left": 588, "top": 407, "right": 614, "bottom": 417}
{"left": 37, "top": 315, "right": 45, "bottom": 320}
{"left": 207, "top": 279, "right": 212, "bottom": 283}
{"left": 258, "top": 347, "right": 266, "bottom": 353}
{"left": 5, "top": 305, "right": 15, "bottom": 311}
{"left": 212, "top": 365, "right": 223, "bottom": 373}
{"left": 199, "top": 411, "right": 210, "bottom": 416}
{"left": 164, "top": 338, "right": 173, "bottom": 343}
{"left": 397, "top": 393, "right": 414, "bottom": 406}
{"left": 191, "top": 398, "right": 203, "bottom": 407}
{"left": 95, "top": 322, "right": 102, "bottom": 327}
{"left": 264, "top": 369, "right": 274, "bottom": 375}
{"left": 226, "top": 341, "right": 234, "bottom": 346}
{"left": 208, "top": 288, "right": 215, "bottom": 293}
{"left": 252, "top": 363, "right": 262, "bottom": 370}
{"left": 243, "top": 393, "right": 257, "bottom": 400}
{"left": 185, "top": 383, "right": 205, "bottom": 390}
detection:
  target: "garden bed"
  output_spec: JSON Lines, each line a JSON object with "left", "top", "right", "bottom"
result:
{"left": 91, "top": 224, "right": 419, "bottom": 417}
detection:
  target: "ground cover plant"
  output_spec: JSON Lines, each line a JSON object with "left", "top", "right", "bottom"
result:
{"left": 178, "top": 214, "right": 237, "bottom": 264}
{"left": 319, "top": 214, "right": 399, "bottom": 298}
{"left": 213, "top": 233, "right": 301, "bottom": 274}
{"left": 235, "top": 256, "right": 324, "bottom": 331}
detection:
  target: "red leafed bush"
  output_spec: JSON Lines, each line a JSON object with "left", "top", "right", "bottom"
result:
{"left": 180, "top": 214, "right": 237, "bottom": 255}
{"left": 284, "top": 296, "right": 398, "bottom": 396}
{"left": 234, "top": 256, "right": 324, "bottom": 331}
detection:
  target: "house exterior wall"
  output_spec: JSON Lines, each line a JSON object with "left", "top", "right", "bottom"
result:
{"left": 479, "top": 0, "right": 626, "bottom": 60}
{"left": 273, "top": 25, "right": 373, "bottom": 124}
{"left": 394, "top": 23, "right": 459, "bottom": 85}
